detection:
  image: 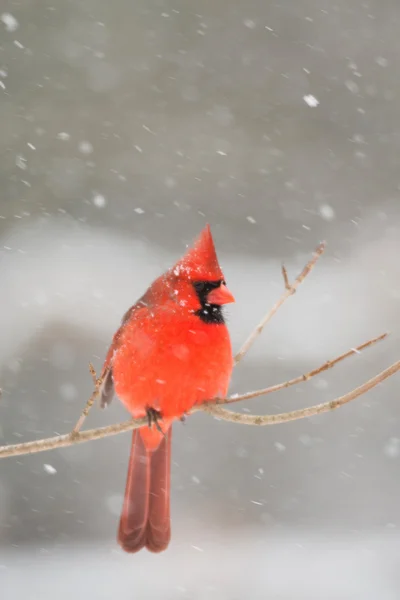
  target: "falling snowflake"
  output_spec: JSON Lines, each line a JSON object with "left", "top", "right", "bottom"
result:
{"left": 319, "top": 204, "right": 335, "bottom": 221}
{"left": 384, "top": 437, "right": 400, "bottom": 459}
{"left": 274, "top": 442, "right": 286, "bottom": 452}
{"left": 243, "top": 19, "right": 256, "bottom": 29}
{"left": 1, "top": 13, "right": 19, "bottom": 32}
{"left": 43, "top": 464, "right": 57, "bottom": 475}
{"left": 375, "top": 56, "right": 388, "bottom": 68}
{"left": 164, "top": 176, "right": 176, "bottom": 188}
{"left": 79, "top": 141, "right": 93, "bottom": 154}
{"left": 57, "top": 132, "right": 70, "bottom": 141}
{"left": 93, "top": 194, "right": 106, "bottom": 208}
{"left": 345, "top": 80, "right": 359, "bottom": 94}
{"left": 59, "top": 382, "right": 78, "bottom": 401}
{"left": 15, "top": 154, "right": 27, "bottom": 170}
{"left": 303, "top": 94, "right": 319, "bottom": 107}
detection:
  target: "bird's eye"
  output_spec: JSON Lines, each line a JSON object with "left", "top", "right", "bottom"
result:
{"left": 221, "top": 280, "right": 226, "bottom": 286}
{"left": 194, "top": 281, "right": 205, "bottom": 293}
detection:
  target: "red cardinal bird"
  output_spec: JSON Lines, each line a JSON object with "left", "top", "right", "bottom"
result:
{"left": 100, "top": 225, "right": 234, "bottom": 553}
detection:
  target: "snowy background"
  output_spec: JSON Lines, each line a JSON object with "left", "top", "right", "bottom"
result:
{"left": 1, "top": 1, "right": 400, "bottom": 598}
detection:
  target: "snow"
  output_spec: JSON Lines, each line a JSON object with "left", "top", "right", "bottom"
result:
{"left": 1, "top": 13, "right": 19, "bottom": 32}
{"left": 142, "top": 124, "right": 156, "bottom": 135}
{"left": 384, "top": 437, "right": 400, "bottom": 459}
{"left": 274, "top": 442, "right": 286, "bottom": 453}
{"left": 164, "top": 176, "right": 176, "bottom": 188}
{"left": 78, "top": 141, "right": 93, "bottom": 154}
{"left": 105, "top": 494, "right": 123, "bottom": 516}
{"left": 235, "top": 446, "right": 249, "bottom": 458}
{"left": 3, "top": 535, "right": 399, "bottom": 599}
{"left": 299, "top": 434, "right": 313, "bottom": 447}
{"left": 92, "top": 193, "right": 107, "bottom": 208}
{"left": 345, "top": 80, "right": 359, "bottom": 94}
{"left": 312, "top": 378, "right": 329, "bottom": 390}
{"left": 303, "top": 94, "right": 319, "bottom": 107}
{"left": 59, "top": 382, "right": 78, "bottom": 401}
{"left": 43, "top": 464, "right": 57, "bottom": 475}
{"left": 318, "top": 204, "right": 335, "bottom": 221}
{"left": 1, "top": 6, "right": 400, "bottom": 597}
{"left": 15, "top": 155, "right": 27, "bottom": 170}
{"left": 57, "top": 132, "right": 71, "bottom": 141}
{"left": 375, "top": 56, "right": 388, "bottom": 67}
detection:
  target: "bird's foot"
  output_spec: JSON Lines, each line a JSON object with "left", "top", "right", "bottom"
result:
{"left": 146, "top": 407, "right": 164, "bottom": 436}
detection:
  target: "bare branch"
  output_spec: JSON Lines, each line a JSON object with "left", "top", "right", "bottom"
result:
{"left": 0, "top": 243, "right": 398, "bottom": 462}
{"left": 234, "top": 242, "right": 326, "bottom": 365}
{"left": 0, "top": 358, "right": 399, "bottom": 459}
{"left": 71, "top": 364, "right": 103, "bottom": 435}
{"left": 0, "top": 417, "right": 147, "bottom": 459}
{"left": 223, "top": 333, "right": 388, "bottom": 405}
{"left": 203, "top": 359, "right": 400, "bottom": 425}
{"left": 281, "top": 264, "right": 291, "bottom": 291}
{"left": 89, "top": 363, "right": 97, "bottom": 386}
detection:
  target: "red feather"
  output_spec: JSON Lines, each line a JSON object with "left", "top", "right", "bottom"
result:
{"left": 118, "top": 429, "right": 171, "bottom": 553}
{"left": 101, "top": 225, "right": 234, "bottom": 553}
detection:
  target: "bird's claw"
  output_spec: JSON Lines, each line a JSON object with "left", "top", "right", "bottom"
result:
{"left": 146, "top": 407, "right": 165, "bottom": 437}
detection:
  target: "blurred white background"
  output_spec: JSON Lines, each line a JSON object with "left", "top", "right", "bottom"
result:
{"left": 1, "top": 0, "right": 400, "bottom": 598}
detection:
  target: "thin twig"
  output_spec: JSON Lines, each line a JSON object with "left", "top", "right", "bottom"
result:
{"left": 203, "top": 360, "right": 400, "bottom": 424}
{"left": 234, "top": 242, "right": 326, "bottom": 365}
{"left": 71, "top": 364, "right": 103, "bottom": 435}
{"left": 0, "top": 417, "right": 147, "bottom": 458}
{"left": 281, "top": 264, "right": 291, "bottom": 291}
{"left": 89, "top": 363, "right": 97, "bottom": 386}
{"left": 0, "top": 359, "right": 399, "bottom": 459}
{"left": 0, "top": 243, "right": 397, "bottom": 460}
{"left": 223, "top": 333, "right": 387, "bottom": 405}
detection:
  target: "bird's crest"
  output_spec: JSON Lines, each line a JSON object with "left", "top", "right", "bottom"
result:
{"left": 171, "top": 225, "right": 224, "bottom": 281}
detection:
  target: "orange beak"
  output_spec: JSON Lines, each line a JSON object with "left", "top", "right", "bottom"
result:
{"left": 207, "top": 283, "right": 235, "bottom": 305}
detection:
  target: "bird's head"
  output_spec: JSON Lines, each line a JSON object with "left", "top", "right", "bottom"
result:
{"left": 167, "top": 225, "right": 235, "bottom": 317}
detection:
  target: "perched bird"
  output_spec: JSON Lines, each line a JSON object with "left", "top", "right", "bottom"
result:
{"left": 100, "top": 225, "right": 234, "bottom": 553}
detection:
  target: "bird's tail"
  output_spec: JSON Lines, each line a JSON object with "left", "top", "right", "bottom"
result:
{"left": 118, "top": 427, "right": 171, "bottom": 553}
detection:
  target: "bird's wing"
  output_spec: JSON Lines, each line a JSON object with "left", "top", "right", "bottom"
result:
{"left": 99, "top": 301, "right": 146, "bottom": 408}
